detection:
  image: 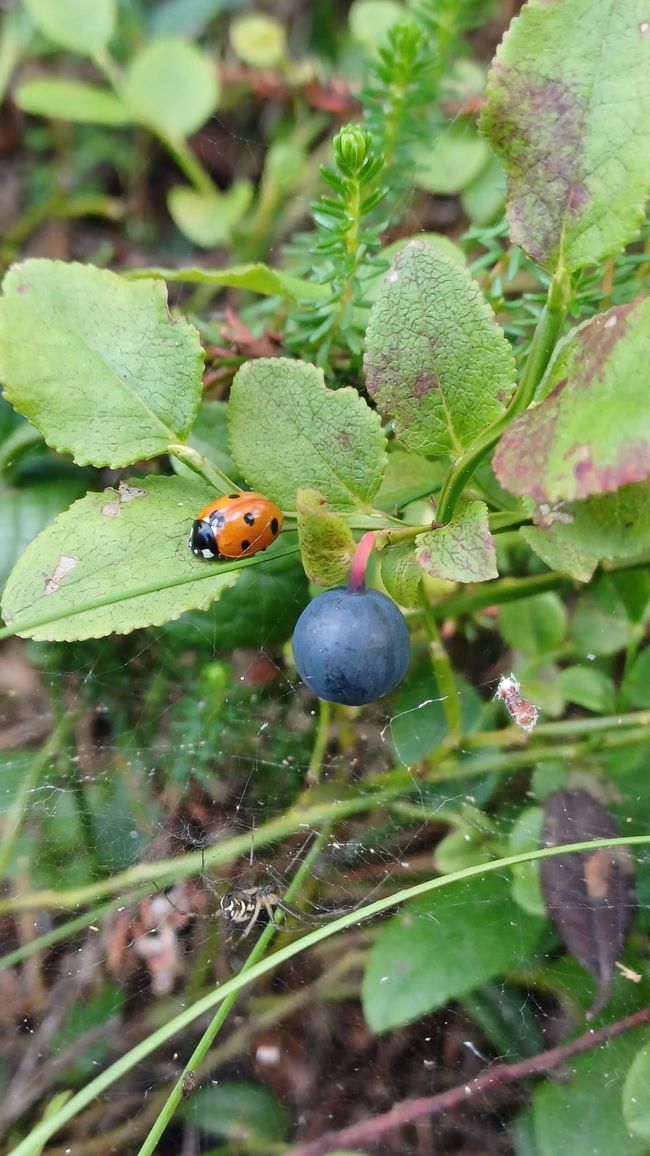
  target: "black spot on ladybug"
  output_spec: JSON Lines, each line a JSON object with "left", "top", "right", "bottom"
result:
{"left": 241, "top": 540, "right": 251, "bottom": 551}
{"left": 243, "top": 512, "right": 255, "bottom": 525}
{"left": 228, "top": 493, "right": 239, "bottom": 499}
{"left": 270, "top": 518, "right": 279, "bottom": 535}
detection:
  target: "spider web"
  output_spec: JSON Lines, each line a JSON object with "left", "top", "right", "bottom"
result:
{"left": 1, "top": 577, "right": 649, "bottom": 1156}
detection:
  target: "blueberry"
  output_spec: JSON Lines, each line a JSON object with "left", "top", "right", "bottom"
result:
{"left": 292, "top": 587, "right": 410, "bottom": 706}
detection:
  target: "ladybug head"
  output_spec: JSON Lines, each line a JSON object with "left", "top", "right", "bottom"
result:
{"left": 189, "top": 518, "right": 219, "bottom": 559}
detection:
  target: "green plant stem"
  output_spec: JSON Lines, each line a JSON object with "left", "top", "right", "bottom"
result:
{"left": 138, "top": 823, "right": 334, "bottom": 1155}
{"left": 419, "top": 588, "right": 461, "bottom": 745}
{"left": 428, "top": 572, "right": 569, "bottom": 620}
{"left": 0, "top": 712, "right": 77, "bottom": 880}
{"left": 159, "top": 132, "right": 216, "bottom": 199}
{"left": 306, "top": 697, "right": 331, "bottom": 784}
{"left": 168, "top": 442, "right": 239, "bottom": 493}
{"left": 9, "top": 835, "right": 650, "bottom": 1156}
{"left": 0, "top": 893, "right": 150, "bottom": 971}
{"left": 436, "top": 268, "right": 570, "bottom": 524}
{"left": 0, "top": 785, "right": 404, "bottom": 916}
{"left": 93, "top": 48, "right": 216, "bottom": 199}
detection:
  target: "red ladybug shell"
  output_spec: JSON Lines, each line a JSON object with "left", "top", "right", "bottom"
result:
{"left": 191, "top": 492, "right": 283, "bottom": 560}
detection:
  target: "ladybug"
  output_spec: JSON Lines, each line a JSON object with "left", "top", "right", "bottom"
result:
{"left": 189, "top": 492, "right": 283, "bottom": 561}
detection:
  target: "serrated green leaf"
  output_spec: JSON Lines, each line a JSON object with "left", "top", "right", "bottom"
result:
{"left": 494, "top": 300, "right": 650, "bottom": 504}
{"left": 0, "top": 477, "right": 245, "bottom": 641}
{"left": 0, "top": 261, "right": 203, "bottom": 469}
{"left": 296, "top": 488, "right": 355, "bottom": 587}
{"left": 123, "top": 38, "right": 219, "bottom": 139}
{"left": 362, "top": 873, "right": 542, "bottom": 1032}
{"left": 15, "top": 79, "right": 130, "bottom": 126}
{"left": 534, "top": 1028, "right": 650, "bottom": 1156}
{"left": 167, "top": 183, "right": 253, "bottom": 248}
{"left": 364, "top": 240, "right": 515, "bottom": 456}
{"left": 0, "top": 480, "right": 87, "bottom": 590}
{"left": 380, "top": 543, "right": 421, "bottom": 608}
{"left": 520, "top": 525, "right": 597, "bottom": 583}
{"left": 415, "top": 501, "right": 497, "bottom": 582}
{"left": 24, "top": 0, "right": 115, "bottom": 54}
{"left": 127, "top": 262, "right": 329, "bottom": 302}
{"left": 623, "top": 1042, "right": 650, "bottom": 1139}
{"left": 481, "top": 0, "right": 650, "bottom": 272}
{"left": 229, "top": 358, "right": 387, "bottom": 510}
{"left": 569, "top": 482, "right": 650, "bottom": 563}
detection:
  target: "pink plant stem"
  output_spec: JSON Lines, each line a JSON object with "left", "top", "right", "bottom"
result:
{"left": 348, "top": 532, "right": 376, "bottom": 592}
{"left": 290, "top": 1005, "right": 650, "bottom": 1156}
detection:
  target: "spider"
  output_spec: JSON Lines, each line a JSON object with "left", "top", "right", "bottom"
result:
{"left": 220, "top": 883, "right": 286, "bottom": 940}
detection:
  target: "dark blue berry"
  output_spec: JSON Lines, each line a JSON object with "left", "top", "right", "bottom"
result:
{"left": 292, "top": 587, "right": 410, "bottom": 706}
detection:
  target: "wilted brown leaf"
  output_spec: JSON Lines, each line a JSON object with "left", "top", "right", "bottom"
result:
{"left": 539, "top": 789, "right": 637, "bottom": 1018}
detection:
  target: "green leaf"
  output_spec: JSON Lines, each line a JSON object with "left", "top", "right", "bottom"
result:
{"left": 499, "top": 592, "right": 567, "bottom": 657}
{"left": 23, "top": 0, "right": 115, "bottom": 54}
{"left": 460, "top": 152, "right": 506, "bottom": 226}
{"left": 390, "top": 664, "right": 484, "bottom": 765}
{"left": 0, "top": 480, "right": 87, "bottom": 590}
{"left": 173, "top": 547, "right": 306, "bottom": 650}
{"left": 296, "top": 488, "right": 355, "bottom": 587}
{"left": 415, "top": 117, "right": 491, "bottom": 196}
{"left": 229, "top": 14, "right": 287, "bottom": 67}
{"left": 0, "top": 260, "right": 203, "bottom": 468}
{"left": 556, "top": 665, "right": 616, "bottom": 713}
{"left": 481, "top": 0, "right": 650, "bottom": 272}
{"left": 229, "top": 358, "right": 387, "bottom": 510}
{"left": 509, "top": 807, "right": 546, "bottom": 917}
{"left": 149, "top": 0, "right": 232, "bottom": 37}
{"left": 380, "top": 544, "right": 421, "bottom": 609}
{"left": 364, "top": 240, "right": 515, "bottom": 456}
{"left": 569, "top": 576, "right": 643, "bottom": 657}
{"left": 0, "top": 477, "right": 244, "bottom": 641}
{"left": 127, "top": 262, "right": 329, "bottom": 303}
{"left": 623, "top": 1042, "right": 650, "bottom": 1139}
{"left": 167, "top": 182, "right": 253, "bottom": 248}
{"left": 15, "top": 79, "right": 130, "bottom": 126}
{"left": 123, "top": 38, "right": 219, "bottom": 138}
{"left": 180, "top": 1081, "right": 288, "bottom": 1142}
{"left": 621, "top": 649, "right": 650, "bottom": 709}
{"left": 374, "top": 448, "right": 446, "bottom": 512}
{"left": 534, "top": 1028, "right": 650, "bottom": 1156}
{"left": 362, "top": 872, "right": 542, "bottom": 1032}
{"left": 349, "top": 0, "right": 406, "bottom": 52}
{"left": 415, "top": 501, "right": 498, "bottom": 582}
{"left": 494, "top": 300, "right": 650, "bottom": 504}
{"left": 520, "top": 525, "right": 597, "bottom": 583}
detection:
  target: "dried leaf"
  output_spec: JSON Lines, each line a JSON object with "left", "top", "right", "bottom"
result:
{"left": 540, "top": 789, "right": 637, "bottom": 1017}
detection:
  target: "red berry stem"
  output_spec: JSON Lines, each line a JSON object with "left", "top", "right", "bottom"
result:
{"left": 348, "top": 532, "right": 376, "bottom": 592}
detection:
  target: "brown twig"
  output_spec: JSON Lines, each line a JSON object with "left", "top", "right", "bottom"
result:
{"left": 290, "top": 1005, "right": 650, "bottom": 1156}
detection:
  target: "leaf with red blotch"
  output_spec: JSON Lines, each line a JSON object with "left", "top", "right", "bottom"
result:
{"left": 480, "top": 0, "right": 650, "bottom": 273}
{"left": 540, "top": 789, "right": 638, "bottom": 1018}
{"left": 493, "top": 298, "right": 650, "bottom": 505}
